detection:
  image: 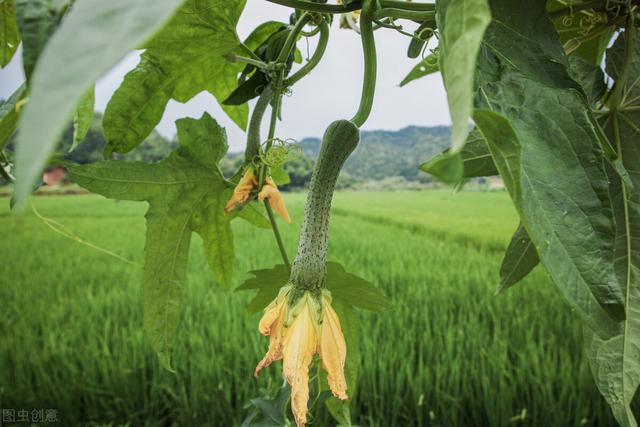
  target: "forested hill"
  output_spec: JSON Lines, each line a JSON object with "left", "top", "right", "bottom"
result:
{"left": 298, "top": 126, "right": 450, "bottom": 181}
{"left": 8, "top": 114, "right": 450, "bottom": 188}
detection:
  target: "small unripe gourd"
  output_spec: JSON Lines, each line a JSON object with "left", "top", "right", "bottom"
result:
{"left": 289, "top": 120, "right": 360, "bottom": 291}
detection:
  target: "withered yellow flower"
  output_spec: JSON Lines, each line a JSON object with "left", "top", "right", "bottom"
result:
{"left": 258, "top": 178, "right": 292, "bottom": 223}
{"left": 224, "top": 168, "right": 257, "bottom": 213}
{"left": 224, "top": 169, "right": 291, "bottom": 223}
{"left": 255, "top": 288, "right": 348, "bottom": 427}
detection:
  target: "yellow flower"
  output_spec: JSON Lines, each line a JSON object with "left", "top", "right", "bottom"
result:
{"left": 224, "top": 168, "right": 257, "bottom": 213}
{"left": 337, "top": 0, "right": 361, "bottom": 29}
{"left": 255, "top": 288, "right": 348, "bottom": 427}
{"left": 258, "top": 178, "right": 292, "bottom": 223}
{"left": 224, "top": 169, "right": 291, "bottom": 223}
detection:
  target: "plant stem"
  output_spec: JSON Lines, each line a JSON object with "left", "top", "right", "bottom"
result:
{"left": 259, "top": 12, "right": 314, "bottom": 269}
{"left": 379, "top": 0, "right": 435, "bottom": 11}
{"left": 374, "top": 8, "right": 435, "bottom": 22}
{"left": 285, "top": 19, "right": 330, "bottom": 86}
{"left": 245, "top": 86, "right": 273, "bottom": 164}
{"left": 351, "top": 0, "right": 378, "bottom": 127}
{"left": 225, "top": 53, "right": 269, "bottom": 69}
{"left": 264, "top": 201, "right": 291, "bottom": 269}
{"left": 265, "top": 0, "right": 362, "bottom": 13}
{"left": 277, "top": 13, "right": 312, "bottom": 63}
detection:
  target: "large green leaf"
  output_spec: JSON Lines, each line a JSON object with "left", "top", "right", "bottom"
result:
{"left": 584, "top": 28, "right": 640, "bottom": 427}
{"left": 102, "top": 0, "right": 252, "bottom": 156}
{"left": 13, "top": 0, "right": 187, "bottom": 208}
{"left": 436, "top": 0, "right": 490, "bottom": 154}
{"left": 473, "top": 0, "right": 624, "bottom": 333}
{"left": 68, "top": 113, "right": 235, "bottom": 369}
{"left": 0, "top": 0, "right": 19, "bottom": 67}
{"left": 237, "top": 262, "right": 391, "bottom": 314}
{"left": 474, "top": 109, "right": 620, "bottom": 338}
{"left": 496, "top": 223, "right": 539, "bottom": 295}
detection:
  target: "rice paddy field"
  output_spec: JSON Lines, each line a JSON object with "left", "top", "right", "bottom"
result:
{"left": 0, "top": 191, "right": 618, "bottom": 426}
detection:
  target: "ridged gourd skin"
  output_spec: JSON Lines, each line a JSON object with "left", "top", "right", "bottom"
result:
{"left": 289, "top": 120, "right": 360, "bottom": 294}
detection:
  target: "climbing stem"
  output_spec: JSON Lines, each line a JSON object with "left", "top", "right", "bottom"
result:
{"left": 245, "top": 85, "right": 273, "bottom": 164}
{"left": 351, "top": 0, "right": 378, "bottom": 127}
{"left": 379, "top": 0, "right": 435, "bottom": 11}
{"left": 276, "top": 12, "right": 312, "bottom": 64}
{"left": 265, "top": 0, "right": 362, "bottom": 13}
{"left": 257, "top": 12, "right": 314, "bottom": 269}
{"left": 265, "top": 201, "right": 291, "bottom": 270}
{"left": 374, "top": 8, "right": 435, "bottom": 22}
{"left": 285, "top": 18, "right": 330, "bottom": 87}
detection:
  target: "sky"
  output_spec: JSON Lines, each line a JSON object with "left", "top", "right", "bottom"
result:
{"left": 0, "top": 1, "right": 450, "bottom": 152}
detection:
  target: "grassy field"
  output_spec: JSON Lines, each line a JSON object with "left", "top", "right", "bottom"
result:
{"left": 0, "top": 191, "right": 616, "bottom": 426}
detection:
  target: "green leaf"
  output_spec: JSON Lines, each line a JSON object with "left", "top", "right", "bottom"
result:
{"left": 399, "top": 51, "right": 439, "bottom": 87}
{"left": 236, "top": 202, "right": 272, "bottom": 230}
{"left": 436, "top": 0, "right": 490, "bottom": 156}
{"left": 14, "top": 0, "right": 58, "bottom": 80}
{"left": 584, "top": 29, "right": 640, "bottom": 427}
{"left": 568, "top": 54, "right": 606, "bottom": 106}
{"left": 270, "top": 165, "right": 290, "bottom": 186}
{"left": 237, "top": 262, "right": 391, "bottom": 314}
{"left": 473, "top": 0, "right": 625, "bottom": 334}
{"left": 496, "top": 223, "right": 539, "bottom": 295}
{"left": 421, "top": 128, "right": 497, "bottom": 184}
{"left": 0, "top": 83, "right": 26, "bottom": 151}
{"left": 102, "top": 0, "right": 248, "bottom": 156}
{"left": 241, "top": 382, "right": 292, "bottom": 427}
{"left": 244, "top": 21, "right": 286, "bottom": 49}
{"left": 68, "top": 113, "right": 235, "bottom": 369}
{"left": 70, "top": 85, "right": 94, "bottom": 152}
{"left": 13, "top": 0, "right": 187, "bottom": 208}
{"left": 474, "top": 110, "right": 620, "bottom": 338}
{"left": 0, "top": 0, "right": 19, "bottom": 67}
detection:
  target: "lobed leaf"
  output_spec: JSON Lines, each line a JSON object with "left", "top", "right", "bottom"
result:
{"left": 13, "top": 0, "right": 187, "bottom": 208}
{"left": 102, "top": 0, "right": 254, "bottom": 156}
{"left": 238, "top": 262, "right": 391, "bottom": 315}
{"left": 69, "top": 113, "right": 235, "bottom": 369}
